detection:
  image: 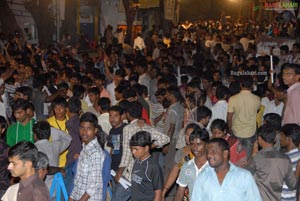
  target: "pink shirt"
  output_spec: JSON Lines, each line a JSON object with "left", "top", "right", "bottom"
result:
{"left": 282, "top": 82, "right": 300, "bottom": 125}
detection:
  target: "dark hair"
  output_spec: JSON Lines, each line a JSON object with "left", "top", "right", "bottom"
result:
{"left": 167, "top": 86, "right": 184, "bottom": 102}
{"left": 12, "top": 98, "right": 31, "bottom": 112}
{"left": 57, "top": 82, "right": 69, "bottom": 91}
{"left": 282, "top": 64, "right": 300, "bottom": 75}
{"left": 155, "top": 88, "right": 166, "bottom": 96}
{"left": 109, "top": 105, "right": 124, "bottom": 115}
{"left": 210, "top": 119, "right": 228, "bottom": 132}
{"left": 88, "top": 87, "right": 100, "bottom": 96}
{"left": 118, "top": 99, "right": 130, "bottom": 113}
{"left": 98, "top": 97, "right": 111, "bottom": 112}
{"left": 256, "top": 125, "right": 276, "bottom": 143}
{"left": 189, "top": 128, "right": 210, "bottom": 143}
{"left": 194, "top": 106, "right": 212, "bottom": 122}
{"left": 123, "top": 88, "right": 137, "bottom": 99}
{"left": 208, "top": 138, "right": 230, "bottom": 152}
{"left": 73, "top": 84, "right": 86, "bottom": 98}
{"left": 281, "top": 124, "right": 300, "bottom": 147}
{"left": 36, "top": 152, "right": 49, "bottom": 170}
{"left": 52, "top": 97, "right": 67, "bottom": 108}
{"left": 216, "top": 85, "right": 230, "bottom": 100}
{"left": 0, "top": 115, "right": 7, "bottom": 133}
{"left": 8, "top": 141, "right": 38, "bottom": 168}
{"left": 240, "top": 75, "right": 253, "bottom": 89}
{"left": 80, "top": 112, "right": 107, "bottom": 149}
{"left": 263, "top": 113, "right": 282, "bottom": 131}
{"left": 33, "top": 121, "right": 51, "bottom": 140}
{"left": 185, "top": 123, "right": 201, "bottom": 134}
{"left": 130, "top": 131, "right": 152, "bottom": 147}
{"left": 126, "top": 101, "right": 142, "bottom": 119}
{"left": 67, "top": 97, "right": 82, "bottom": 114}
{"left": 229, "top": 80, "right": 241, "bottom": 96}
{"left": 15, "top": 86, "right": 33, "bottom": 101}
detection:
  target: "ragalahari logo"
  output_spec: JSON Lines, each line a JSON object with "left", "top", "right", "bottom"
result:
{"left": 264, "top": 1, "right": 299, "bottom": 11}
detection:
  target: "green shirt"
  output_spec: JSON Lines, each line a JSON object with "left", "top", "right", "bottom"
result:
{"left": 6, "top": 119, "right": 35, "bottom": 146}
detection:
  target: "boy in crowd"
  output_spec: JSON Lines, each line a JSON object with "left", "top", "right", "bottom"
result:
{"left": 6, "top": 99, "right": 35, "bottom": 146}
{"left": 280, "top": 124, "right": 300, "bottom": 201}
{"left": 130, "top": 131, "right": 163, "bottom": 201}
{"left": 175, "top": 128, "right": 209, "bottom": 200}
{"left": 47, "top": 97, "right": 69, "bottom": 168}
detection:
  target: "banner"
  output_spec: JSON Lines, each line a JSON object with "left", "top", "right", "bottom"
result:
{"left": 256, "top": 36, "right": 295, "bottom": 56}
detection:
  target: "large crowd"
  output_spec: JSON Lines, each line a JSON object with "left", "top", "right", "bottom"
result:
{"left": 0, "top": 17, "right": 300, "bottom": 201}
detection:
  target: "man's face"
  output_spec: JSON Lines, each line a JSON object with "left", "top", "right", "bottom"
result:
{"left": 88, "top": 93, "right": 98, "bottom": 104}
{"left": 14, "top": 92, "right": 27, "bottom": 101}
{"left": 7, "top": 156, "right": 27, "bottom": 178}
{"left": 185, "top": 127, "right": 194, "bottom": 145}
{"left": 207, "top": 142, "right": 226, "bottom": 169}
{"left": 201, "top": 116, "right": 211, "bottom": 127}
{"left": 109, "top": 110, "right": 123, "bottom": 128}
{"left": 280, "top": 132, "right": 288, "bottom": 148}
{"left": 190, "top": 138, "right": 206, "bottom": 157}
{"left": 79, "top": 121, "right": 97, "bottom": 145}
{"left": 14, "top": 108, "right": 29, "bottom": 123}
{"left": 282, "top": 68, "right": 300, "bottom": 87}
{"left": 53, "top": 105, "right": 67, "bottom": 120}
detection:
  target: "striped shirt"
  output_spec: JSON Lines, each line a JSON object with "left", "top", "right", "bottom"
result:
{"left": 281, "top": 148, "right": 300, "bottom": 201}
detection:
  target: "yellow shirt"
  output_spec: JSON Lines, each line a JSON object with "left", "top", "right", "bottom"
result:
{"left": 228, "top": 90, "right": 261, "bottom": 138}
{"left": 47, "top": 116, "right": 69, "bottom": 167}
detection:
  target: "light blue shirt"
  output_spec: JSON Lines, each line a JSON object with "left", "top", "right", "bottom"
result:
{"left": 191, "top": 162, "right": 261, "bottom": 201}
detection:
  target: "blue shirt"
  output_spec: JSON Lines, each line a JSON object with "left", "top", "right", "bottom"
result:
{"left": 191, "top": 162, "right": 261, "bottom": 201}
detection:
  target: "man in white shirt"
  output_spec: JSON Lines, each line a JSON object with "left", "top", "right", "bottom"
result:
{"left": 263, "top": 86, "right": 285, "bottom": 116}
{"left": 133, "top": 33, "right": 145, "bottom": 54}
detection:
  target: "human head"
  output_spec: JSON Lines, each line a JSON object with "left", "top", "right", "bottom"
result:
{"left": 8, "top": 141, "right": 38, "bottom": 179}
{"left": 67, "top": 96, "right": 82, "bottom": 115}
{"left": 97, "top": 97, "right": 111, "bottom": 113}
{"left": 79, "top": 112, "right": 99, "bottom": 145}
{"left": 210, "top": 119, "right": 228, "bottom": 139}
{"left": 207, "top": 138, "right": 230, "bottom": 169}
{"left": 109, "top": 105, "right": 124, "bottom": 128}
{"left": 257, "top": 125, "right": 276, "bottom": 146}
{"left": 12, "top": 99, "right": 32, "bottom": 124}
{"left": 282, "top": 64, "right": 300, "bottom": 87}
{"left": 263, "top": 113, "right": 282, "bottom": 131}
{"left": 126, "top": 101, "right": 142, "bottom": 121}
{"left": 130, "top": 131, "right": 152, "bottom": 160}
{"left": 280, "top": 124, "right": 300, "bottom": 148}
{"left": 87, "top": 87, "right": 100, "bottom": 104}
{"left": 33, "top": 121, "right": 51, "bottom": 141}
{"left": 36, "top": 152, "right": 49, "bottom": 180}
{"left": 189, "top": 128, "right": 209, "bottom": 157}
{"left": 185, "top": 123, "right": 202, "bottom": 145}
{"left": 194, "top": 106, "right": 212, "bottom": 127}
{"left": 14, "top": 86, "right": 32, "bottom": 101}
{"left": 240, "top": 75, "right": 253, "bottom": 89}
{"left": 216, "top": 85, "right": 230, "bottom": 100}
{"left": 52, "top": 97, "right": 67, "bottom": 120}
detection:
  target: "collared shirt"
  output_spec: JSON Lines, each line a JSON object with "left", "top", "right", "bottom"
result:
{"left": 247, "top": 147, "right": 297, "bottom": 201}
{"left": 191, "top": 163, "right": 261, "bottom": 201}
{"left": 70, "top": 138, "right": 104, "bottom": 201}
{"left": 227, "top": 90, "right": 260, "bottom": 138}
{"left": 283, "top": 82, "right": 300, "bottom": 125}
{"left": 119, "top": 119, "right": 170, "bottom": 181}
{"left": 163, "top": 102, "right": 184, "bottom": 139}
{"left": 17, "top": 174, "right": 50, "bottom": 201}
{"left": 281, "top": 148, "right": 300, "bottom": 201}
{"left": 1, "top": 183, "right": 19, "bottom": 201}
{"left": 176, "top": 159, "right": 208, "bottom": 196}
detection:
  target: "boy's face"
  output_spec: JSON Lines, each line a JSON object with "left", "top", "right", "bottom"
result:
{"left": 14, "top": 92, "right": 27, "bottom": 100}
{"left": 283, "top": 68, "right": 300, "bottom": 87}
{"left": 54, "top": 105, "right": 67, "bottom": 120}
{"left": 88, "top": 93, "right": 99, "bottom": 104}
{"left": 211, "top": 128, "right": 226, "bottom": 139}
{"left": 190, "top": 138, "right": 206, "bottom": 158}
{"left": 14, "top": 108, "right": 30, "bottom": 123}
{"left": 79, "top": 121, "right": 98, "bottom": 145}
{"left": 109, "top": 110, "right": 123, "bottom": 128}
{"left": 131, "top": 145, "right": 149, "bottom": 160}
